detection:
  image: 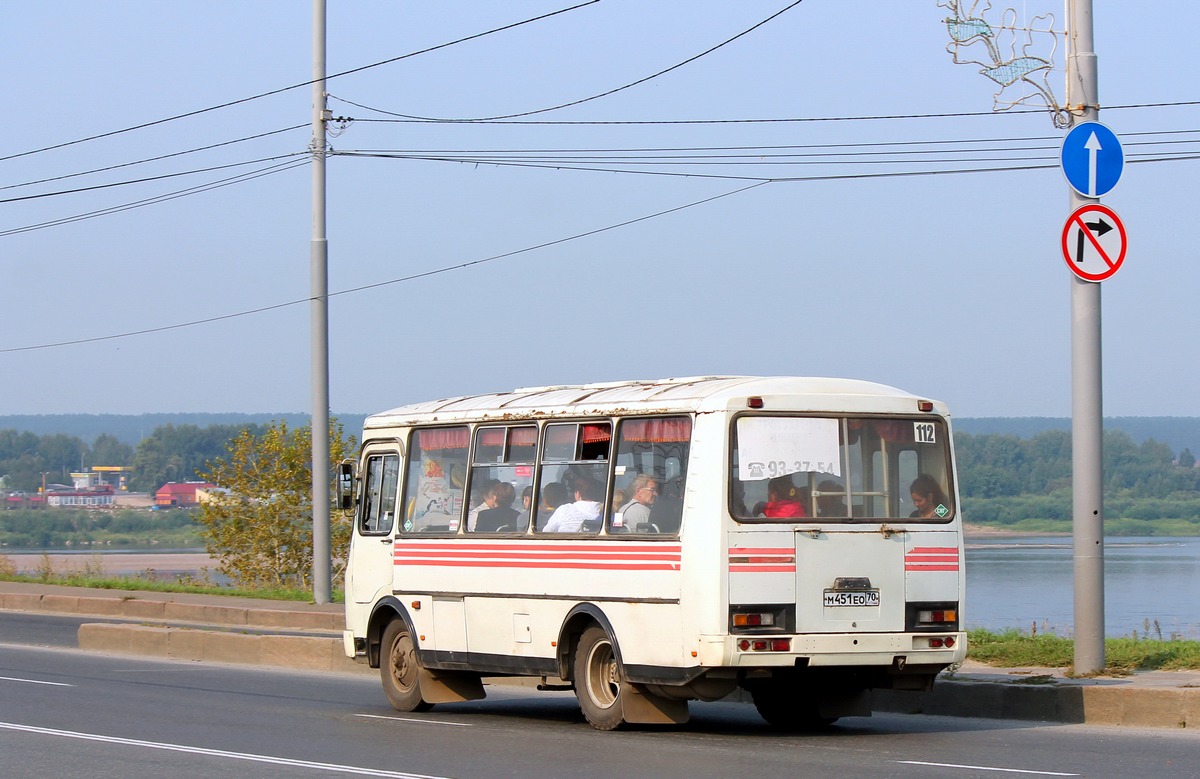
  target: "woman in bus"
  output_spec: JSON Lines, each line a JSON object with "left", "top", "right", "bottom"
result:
{"left": 753, "top": 475, "right": 807, "bottom": 518}
{"left": 909, "top": 474, "right": 950, "bottom": 518}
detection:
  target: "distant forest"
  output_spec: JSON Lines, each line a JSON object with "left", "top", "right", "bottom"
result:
{"left": 4, "top": 413, "right": 1198, "bottom": 453}
{"left": 3, "top": 414, "right": 1199, "bottom": 534}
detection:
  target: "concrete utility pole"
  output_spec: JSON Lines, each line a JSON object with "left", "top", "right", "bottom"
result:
{"left": 310, "top": 0, "right": 332, "bottom": 605}
{"left": 1066, "top": 0, "right": 1104, "bottom": 674}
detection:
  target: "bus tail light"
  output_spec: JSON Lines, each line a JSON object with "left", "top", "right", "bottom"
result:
{"left": 733, "top": 612, "right": 775, "bottom": 628}
{"left": 738, "top": 638, "right": 792, "bottom": 653}
{"left": 907, "top": 603, "right": 959, "bottom": 631}
{"left": 927, "top": 636, "right": 956, "bottom": 649}
{"left": 730, "top": 605, "right": 792, "bottom": 633}
{"left": 917, "top": 609, "right": 957, "bottom": 625}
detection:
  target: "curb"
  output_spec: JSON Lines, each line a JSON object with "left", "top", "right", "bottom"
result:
{"left": 76, "top": 623, "right": 371, "bottom": 675}
{"left": 4, "top": 585, "right": 1195, "bottom": 729}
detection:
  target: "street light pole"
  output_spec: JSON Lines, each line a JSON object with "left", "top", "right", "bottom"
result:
{"left": 1066, "top": 0, "right": 1105, "bottom": 674}
{"left": 310, "top": 0, "right": 332, "bottom": 605}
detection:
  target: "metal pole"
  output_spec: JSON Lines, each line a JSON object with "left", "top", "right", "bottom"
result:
{"left": 310, "top": 0, "right": 332, "bottom": 604}
{"left": 1066, "top": 0, "right": 1104, "bottom": 673}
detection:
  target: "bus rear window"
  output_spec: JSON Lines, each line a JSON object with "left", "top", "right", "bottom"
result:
{"left": 730, "top": 415, "right": 954, "bottom": 523}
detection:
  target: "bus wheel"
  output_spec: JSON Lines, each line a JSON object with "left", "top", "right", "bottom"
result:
{"left": 750, "top": 686, "right": 837, "bottom": 730}
{"left": 573, "top": 626, "right": 626, "bottom": 730}
{"left": 380, "top": 620, "right": 433, "bottom": 712}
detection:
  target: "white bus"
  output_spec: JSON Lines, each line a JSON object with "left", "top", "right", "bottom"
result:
{"left": 340, "top": 376, "right": 966, "bottom": 730}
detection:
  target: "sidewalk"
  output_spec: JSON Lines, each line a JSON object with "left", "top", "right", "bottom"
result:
{"left": 1, "top": 581, "right": 1196, "bottom": 728}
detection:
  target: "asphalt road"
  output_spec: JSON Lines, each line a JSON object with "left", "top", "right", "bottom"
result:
{"left": 1, "top": 640, "right": 1198, "bottom": 779}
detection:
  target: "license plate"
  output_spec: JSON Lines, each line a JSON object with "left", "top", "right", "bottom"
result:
{"left": 823, "top": 590, "right": 880, "bottom": 607}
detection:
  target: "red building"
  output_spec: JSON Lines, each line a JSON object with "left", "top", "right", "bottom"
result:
{"left": 154, "top": 482, "right": 216, "bottom": 508}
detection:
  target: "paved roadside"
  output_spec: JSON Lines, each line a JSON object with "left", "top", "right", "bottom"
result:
{"left": 1, "top": 581, "right": 1196, "bottom": 729}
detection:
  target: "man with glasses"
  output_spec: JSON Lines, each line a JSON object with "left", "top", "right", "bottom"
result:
{"left": 614, "top": 474, "right": 658, "bottom": 530}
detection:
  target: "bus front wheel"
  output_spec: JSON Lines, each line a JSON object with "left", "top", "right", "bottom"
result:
{"left": 573, "top": 626, "right": 626, "bottom": 730}
{"left": 380, "top": 620, "right": 433, "bottom": 712}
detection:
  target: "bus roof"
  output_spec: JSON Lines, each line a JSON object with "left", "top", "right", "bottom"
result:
{"left": 363, "top": 376, "right": 945, "bottom": 430}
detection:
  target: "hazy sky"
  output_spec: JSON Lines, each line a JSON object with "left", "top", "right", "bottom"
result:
{"left": 3, "top": 1, "right": 1197, "bottom": 419}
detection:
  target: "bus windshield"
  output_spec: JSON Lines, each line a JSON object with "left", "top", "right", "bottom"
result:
{"left": 730, "top": 414, "right": 954, "bottom": 523}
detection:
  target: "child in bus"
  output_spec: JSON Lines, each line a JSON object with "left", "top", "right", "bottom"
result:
{"left": 753, "top": 475, "right": 807, "bottom": 518}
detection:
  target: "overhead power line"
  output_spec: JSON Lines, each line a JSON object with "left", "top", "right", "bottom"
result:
{"left": 0, "top": 125, "right": 308, "bottom": 193}
{"left": 0, "top": 0, "right": 600, "bottom": 164}
{"left": 0, "top": 160, "right": 308, "bottom": 238}
{"left": 332, "top": 99, "right": 1200, "bottom": 126}
{"left": 0, "top": 153, "right": 308, "bottom": 205}
{"left": 369, "top": 0, "right": 808, "bottom": 122}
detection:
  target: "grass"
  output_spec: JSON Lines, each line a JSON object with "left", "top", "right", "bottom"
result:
{"left": 967, "top": 627, "right": 1200, "bottom": 673}
{"left": 0, "top": 553, "right": 342, "bottom": 603}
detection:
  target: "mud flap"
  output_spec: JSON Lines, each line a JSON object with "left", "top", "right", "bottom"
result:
{"left": 417, "top": 668, "right": 486, "bottom": 703}
{"left": 621, "top": 683, "right": 690, "bottom": 725}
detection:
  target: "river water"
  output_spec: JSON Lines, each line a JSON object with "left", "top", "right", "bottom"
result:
{"left": 966, "top": 536, "right": 1200, "bottom": 639}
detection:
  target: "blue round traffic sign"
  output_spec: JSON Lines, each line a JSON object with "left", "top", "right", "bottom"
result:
{"left": 1060, "top": 121, "right": 1124, "bottom": 198}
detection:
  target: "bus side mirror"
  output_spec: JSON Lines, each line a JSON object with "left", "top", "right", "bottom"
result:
{"left": 336, "top": 460, "right": 356, "bottom": 511}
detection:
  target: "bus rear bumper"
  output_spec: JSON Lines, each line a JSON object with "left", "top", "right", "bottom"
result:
{"left": 719, "top": 631, "right": 967, "bottom": 669}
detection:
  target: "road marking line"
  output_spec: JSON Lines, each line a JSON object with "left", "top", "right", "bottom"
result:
{"left": 897, "top": 760, "right": 1079, "bottom": 776}
{"left": 0, "top": 676, "right": 72, "bottom": 687}
{"left": 355, "top": 713, "right": 472, "bottom": 727}
{"left": 0, "top": 721, "right": 454, "bottom": 778}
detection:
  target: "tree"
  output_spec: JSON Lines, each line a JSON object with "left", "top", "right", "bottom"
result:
{"left": 89, "top": 434, "right": 133, "bottom": 467}
{"left": 130, "top": 423, "right": 265, "bottom": 491}
{"left": 196, "top": 419, "right": 355, "bottom": 590}
{"left": 1179, "top": 448, "right": 1196, "bottom": 469}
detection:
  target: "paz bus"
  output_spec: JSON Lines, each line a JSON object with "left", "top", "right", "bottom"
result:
{"left": 339, "top": 376, "right": 966, "bottom": 730}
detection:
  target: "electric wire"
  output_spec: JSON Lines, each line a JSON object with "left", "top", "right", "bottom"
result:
{"left": 0, "top": 0, "right": 600, "bottom": 164}
{"left": 0, "top": 160, "right": 308, "bottom": 238}
{"left": 0, "top": 125, "right": 308, "bottom": 192}
{"left": 0, "top": 153, "right": 308, "bottom": 204}
{"left": 0, "top": 180, "right": 767, "bottom": 353}
{"left": 3, "top": 146, "right": 1196, "bottom": 352}
{"left": 375, "top": 0, "right": 807, "bottom": 122}
{"left": 332, "top": 98, "right": 1200, "bottom": 126}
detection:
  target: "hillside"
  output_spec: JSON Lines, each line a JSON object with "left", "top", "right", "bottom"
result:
{"left": 3, "top": 414, "right": 1198, "bottom": 457}
{"left": 0, "top": 413, "right": 369, "bottom": 446}
{"left": 954, "top": 417, "right": 1200, "bottom": 461}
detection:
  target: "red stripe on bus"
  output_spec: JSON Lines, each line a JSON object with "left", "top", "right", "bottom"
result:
{"left": 393, "top": 559, "right": 679, "bottom": 570}
{"left": 729, "top": 556, "right": 794, "bottom": 564}
{"left": 907, "top": 547, "right": 958, "bottom": 555}
{"left": 905, "top": 564, "right": 960, "bottom": 571}
{"left": 394, "top": 550, "right": 681, "bottom": 562}
{"left": 729, "top": 547, "right": 793, "bottom": 555}
{"left": 729, "top": 565, "right": 796, "bottom": 573}
{"left": 394, "top": 544, "right": 679, "bottom": 553}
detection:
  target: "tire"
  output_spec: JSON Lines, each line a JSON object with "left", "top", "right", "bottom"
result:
{"left": 573, "top": 625, "right": 626, "bottom": 730}
{"left": 750, "top": 684, "right": 837, "bottom": 730}
{"left": 380, "top": 619, "right": 433, "bottom": 712}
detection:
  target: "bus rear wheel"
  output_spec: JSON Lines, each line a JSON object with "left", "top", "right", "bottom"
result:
{"left": 380, "top": 620, "right": 433, "bottom": 712}
{"left": 573, "top": 626, "right": 626, "bottom": 730}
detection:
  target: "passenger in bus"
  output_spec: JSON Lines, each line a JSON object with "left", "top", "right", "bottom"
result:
{"left": 543, "top": 477, "right": 604, "bottom": 532}
{"left": 752, "top": 475, "right": 807, "bottom": 518}
{"left": 815, "top": 479, "right": 848, "bottom": 517}
{"left": 535, "top": 482, "right": 569, "bottom": 530}
{"left": 466, "top": 479, "right": 500, "bottom": 531}
{"left": 475, "top": 482, "right": 519, "bottom": 532}
{"left": 909, "top": 474, "right": 949, "bottom": 518}
{"left": 515, "top": 486, "right": 534, "bottom": 530}
{"left": 614, "top": 474, "right": 656, "bottom": 529}
{"left": 649, "top": 475, "right": 685, "bottom": 532}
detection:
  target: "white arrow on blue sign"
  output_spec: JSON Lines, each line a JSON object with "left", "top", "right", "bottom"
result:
{"left": 1060, "top": 121, "right": 1124, "bottom": 198}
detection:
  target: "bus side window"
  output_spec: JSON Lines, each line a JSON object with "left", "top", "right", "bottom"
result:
{"left": 360, "top": 454, "right": 399, "bottom": 535}
{"left": 401, "top": 426, "right": 469, "bottom": 533}
{"left": 611, "top": 416, "right": 691, "bottom": 535}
